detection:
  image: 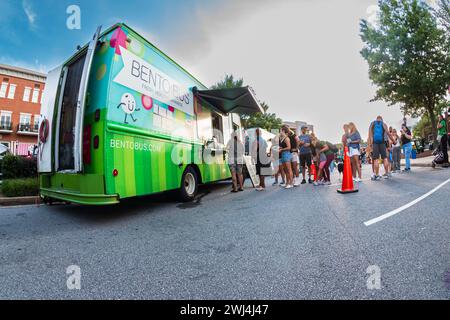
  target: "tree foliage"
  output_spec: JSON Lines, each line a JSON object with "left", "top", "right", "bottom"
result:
{"left": 210, "top": 74, "right": 244, "bottom": 90}
{"left": 242, "top": 102, "right": 283, "bottom": 132}
{"left": 210, "top": 74, "right": 283, "bottom": 131}
{"left": 360, "top": 0, "right": 450, "bottom": 138}
{"left": 413, "top": 113, "right": 433, "bottom": 140}
{"left": 432, "top": 0, "right": 450, "bottom": 35}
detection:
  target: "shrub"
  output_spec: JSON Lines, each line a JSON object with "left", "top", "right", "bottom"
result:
{"left": 1, "top": 154, "right": 37, "bottom": 179}
{"left": 1, "top": 154, "right": 21, "bottom": 179}
{"left": 1, "top": 178, "right": 39, "bottom": 197}
{"left": 21, "top": 157, "right": 38, "bottom": 178}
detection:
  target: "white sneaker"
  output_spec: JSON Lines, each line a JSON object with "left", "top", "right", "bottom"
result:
{"left": 293, "top": 179, "right": 300, "bottom": 187}
{"left": 324, "top": 181, "right": 332, "bottom": 185}
{"left": 279, "top": 183, "right": 286, "bottom": 187}
{"left": 285, "top": 184, "right": 293, "bottom": 189}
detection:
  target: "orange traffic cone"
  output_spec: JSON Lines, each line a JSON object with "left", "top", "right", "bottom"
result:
{"left": 310, "top": 163, "right": 317, "bottom": 182}
{"left": 337, "top": 146, "right": 358, "bottom": 194}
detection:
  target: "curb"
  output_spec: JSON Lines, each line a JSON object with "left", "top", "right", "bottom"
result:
{"left": 0, "top": 196, "right": 41, "bottom": 207}
{"left": 402, "top": 161, "right": 449, "bottom": 168}
{"left": 410, "top": 163, "right": 432, "bottom": 168}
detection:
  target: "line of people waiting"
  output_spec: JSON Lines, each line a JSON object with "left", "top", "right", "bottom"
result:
{"left": 226, "top": 112, "right": 449, "bottom": 192}
{"left": 250, "top": 125, "right": 339, "bottom": 190}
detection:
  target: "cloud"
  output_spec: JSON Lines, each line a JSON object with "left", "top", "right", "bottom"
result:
{"left": 159, "top": 0, "right": 279, "bottom": 67}
{"left": 22, "top": 0, "right": 37, "bottom": 27}
{"left": 0, "top": 55, "right": 49, "bottom": 74}
{"left": 162, "top": 0, "right": 405, "bottom": 142}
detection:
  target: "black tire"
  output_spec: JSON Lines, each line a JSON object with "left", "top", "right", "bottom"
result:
{"left": 179, "top": 167, "right": 198, "bottom": 202}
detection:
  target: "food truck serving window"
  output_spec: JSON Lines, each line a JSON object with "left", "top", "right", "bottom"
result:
{"left": 211, "top": 112, "right": 223, "bottom": 144}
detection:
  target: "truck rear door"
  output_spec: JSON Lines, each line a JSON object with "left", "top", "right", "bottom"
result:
{"left": 38, "top": 65, "right": 63, "bottom": 173}
{"left": 73, "top": 26, "right": 102, "bottom": 172}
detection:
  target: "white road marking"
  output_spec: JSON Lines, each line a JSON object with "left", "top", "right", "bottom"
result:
{"left": 364, "top": 178, "right": 450, "bottom": 226}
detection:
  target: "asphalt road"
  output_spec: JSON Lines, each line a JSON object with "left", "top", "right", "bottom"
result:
{"left": 0, "top": 165, "right": 449, "bottom": 299}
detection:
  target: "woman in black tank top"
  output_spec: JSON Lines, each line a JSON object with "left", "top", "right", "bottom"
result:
{"left": 279, "top": 127, "right": 294, "bottom": 188}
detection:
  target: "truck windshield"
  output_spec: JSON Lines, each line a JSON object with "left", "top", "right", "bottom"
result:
{"left": 58, "top": 52, "right": 86, "bottom": 171}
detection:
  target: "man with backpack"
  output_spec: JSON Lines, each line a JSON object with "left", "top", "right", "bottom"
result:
{"left": 368, "top": 116, "right": 390, "bottom": 180}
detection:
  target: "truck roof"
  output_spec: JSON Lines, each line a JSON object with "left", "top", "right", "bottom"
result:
{"left": 62, "top": 22, "right": 208, "bottom": 90}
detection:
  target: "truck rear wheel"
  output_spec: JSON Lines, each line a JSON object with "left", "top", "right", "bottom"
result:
{"left": 179, "top": 167, "right": 198, "bottom": 202}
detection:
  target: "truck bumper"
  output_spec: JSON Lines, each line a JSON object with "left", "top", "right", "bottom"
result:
{"left": 40, "top": 188, "right": 119, "bottom": 205}
{"left": 39, "top": 173, "right": 119, "bottom": 205}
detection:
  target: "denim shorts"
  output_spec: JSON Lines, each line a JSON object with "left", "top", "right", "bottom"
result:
{"left": 280, "top": 151, "right": 292, "bottom": 164}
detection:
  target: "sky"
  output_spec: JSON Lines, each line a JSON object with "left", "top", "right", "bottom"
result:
{"left": 0, "top": 0, "right": 427, "bottom": 143}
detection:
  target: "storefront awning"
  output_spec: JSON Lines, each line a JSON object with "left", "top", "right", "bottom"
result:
{"left": 194, "top": 86, "right": 264, "bottom": 115}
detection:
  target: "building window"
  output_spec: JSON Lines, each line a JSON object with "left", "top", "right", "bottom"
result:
{"left": 23, "top": 87, "right": 31, "bottom": 102}
{"left": 33, "top": 114, "right": 40, "bottom": 132}
{"left": 19, "top": 113, "right": 31, "bottom": 132}
{"left": 31, "top": 88, "right": 40, "bottom": 103}
{"left": 211, "top": 111, "right": 224, "bottom": 144}
{"left": 7, "top": 84, "right": 16, "bottom": 99}
{"left": 0, "top": 82, "right": 8, "bottom": 98}
{"left": 0, "top": 111, "right": 12, "bottom": 130}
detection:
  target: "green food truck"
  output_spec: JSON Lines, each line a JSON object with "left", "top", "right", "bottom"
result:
{"left": 38, "top": 23, "right": 263, "bottom": 205}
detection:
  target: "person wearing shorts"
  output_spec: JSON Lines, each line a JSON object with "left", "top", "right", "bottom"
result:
{"left": 298, "top": 125, "right": 313, "bottom": 184}
{"left": 347, "top": 122, "right": 362, "bottom": 182}
{"left": 226, "top": 132, "right": 245, "bottom": 192}
{"left": 279, "top": 127, "right": 294, "bottom": 189}
{"left": 252, "top": 128, "right": 271, "bottom": 191}
{"left": 312, "top": 138, "right": 333, "bottom": 186}
{"left": 369, "top": 116, "right": 390, "bottom": 180}
{"left": 283, "top": 126, "right": 300, "bottom": 186}
{"left": 269, "top": 137, "right": 284, "bottom": 186}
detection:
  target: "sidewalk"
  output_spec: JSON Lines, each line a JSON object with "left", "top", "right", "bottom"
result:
{"left": 0, "top": 195, "right": 41, "bottom": 206}
{"left": 401, "top": 152, "right": 450, "bottom": 167}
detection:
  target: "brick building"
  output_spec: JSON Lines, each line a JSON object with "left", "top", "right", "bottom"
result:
{"left": 0, "top": 64, "right": 46, "bottom": 156}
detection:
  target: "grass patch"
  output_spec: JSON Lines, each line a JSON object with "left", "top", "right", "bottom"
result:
{"left": 1, "top": 178, "right": 39, "bottom": 197}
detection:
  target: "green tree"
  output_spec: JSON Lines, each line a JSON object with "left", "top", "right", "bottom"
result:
{"left": 413, "top": 113, "right": 433, "bottom": 140}
{"left": 210, "top": 74, "right": 244, "bottom": 89}
{"left": 242, "top": 102, "right": 283, "bottom": 131}
{"left": 360, "top": 0, "right": 450, "bottom": 139}
{"left": 211, "top": 74, "right": 283, "bottom": 131}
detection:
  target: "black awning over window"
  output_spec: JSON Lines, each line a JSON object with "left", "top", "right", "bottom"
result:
{"left": 194, "top": 86, "right": 264, "bottom": 115}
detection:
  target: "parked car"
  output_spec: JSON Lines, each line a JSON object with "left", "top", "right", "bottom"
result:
{"left": 412, "top": 139, "right": 425, "bottom": 154}
{"left": 0, "top": 144, "right": 10, "bottom": 160}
